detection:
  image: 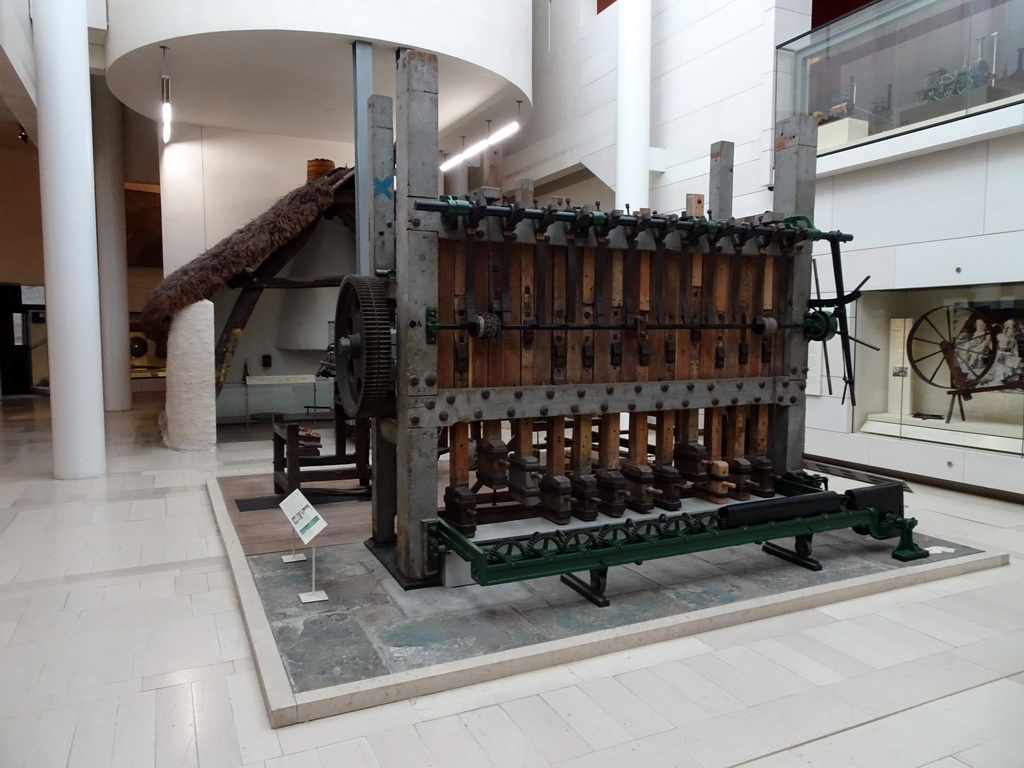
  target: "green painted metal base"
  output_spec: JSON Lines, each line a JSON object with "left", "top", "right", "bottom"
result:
{"left": 428, "top": 474, "right": 928, "bottom": 588}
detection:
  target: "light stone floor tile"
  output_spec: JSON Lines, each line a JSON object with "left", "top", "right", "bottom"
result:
{"left": 409, "top": 665, "right": 582, "bottom": 721}
{"left": 881, "top": 603, "right": 1000, "bottom": 647}
{"left": 576, "top": 676, "right": 674, "bottom": 739}
{"left": 265, "top": 750, "right": 324, "bottom": 768}
{"left": 925, "top": 591, "right": 1024, "bottom": 633}
{"left": 823, "top": 651, "right": 1000, "bottom": 717}
{"left": 951, "top": 630, "right": 1024, "bottom": 676}
{"left": 226, "top": 671, "right": 282, "bottom": 765}
{"left": 954, "top": 738, "right": 1024, "bottom": 767}
{"left": 112, "top": 689, "right": 157, "bottom": 768}
{"left": 458, "top": 704, "right": 556, "bottom": 768}
{"left": 155, "top": 683, "right": 200, "bottom": 768}
{"left": 0, "top": 710, "right": 40, "bottom": 768}
{"left": 740, "top": 753, "right": 814, "bottom": 767}
{"left": 540, "top": 685, "right": 635, "bottom": 750}
{"left": 501, "top": 695, "right": 594, "bottom": 764}
{"left": 925, "top": 680, "right": 1024, "bottom": 750}
{"left": 697, "top": 609, "right": 835, "bottom": 650}
{"left": 67, "top": 695, "right": 118, "bottom": 768}
{"left": 649, "top": 659, "right": 747, "bottom": 717}
{"left": 800, "top": 624, "right": 904, "bottom": 669}
{"left": 681, "top": 652, "right": 780, "bottom": 707}
{"left": 25, "top": 703, "right": 79, "bottom": 768}
{"left": 791, "top": 707, "right": 985, "bottom": 768}
{"left": 713, "top": 645, "right": 816, "bottom": 697}
{"left": 746, "top": 638, "right": 847, "bottom": 686}
{"left": 193, "top": 676, "right": 242, "bottom": 768}
{"left": 365, "top": 723, "right": 436, "bottom": 768}
{"left": 133, "top": 615, "right": 223, "bottom": 679}
{"left": 564, "top": 635, "right": 713, "bottom": 681}
{"left": 215, "top": 610, "right": 252, "bottom": 662}
{"left": 826, "top": 614, "right": 941, "bottom": 663}
{"left": 920, "top": 758, "right": 974, "bottom": 768}
{"left": 615, "top": 667, "right": 714, "bottom": 727}
{"left": 317, "top": 738, "right": 381, "bottom": 768}
{"left": 416, "top": 714, "right": 497, "bottom": 768}
{"left": 276, "top": 700, "right": 421, "bottom": 755}
{"left": 552, "top": 729, "right": 700, "bottom": 768}
{"left": 670, "top": 688, "right": 871, "bottom": 768}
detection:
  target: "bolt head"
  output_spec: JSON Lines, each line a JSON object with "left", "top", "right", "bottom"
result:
{"left": 439, "top": 412, "right": 449, "bottom": 421}
{"left": 628, "top": 403, "right": 636, "bottom": 411}
{"left": 546, "top": 389, "right": 555, "bottom": 399}
{"left": 425, "top": 374, "right": 437, "bottom": 387}
{"left": 507, "top": 408, "right": 516, "bottom": 417}
{"left": 446, "top": 395, "right": 456, "bottom": 404}
{"left": 425, "top": 399, "right": 436, "bottom": 410}
{"left": 411, "top": 415, "right": 421, "bottom": 425}
{"left": 570, "top": 404, "right": 579, "bottom": 413}
{"left": 514, "top": 390, "right": 523, "bottom": 399}
{"left": 473, "top": 410, "right": 483, "bottom": 419}
{"left": 606, "top": 386, "right": 615, "bottom": 395}
{"left": 655, "top": 401, "right": 663, "bottom": 409}
{"left": 410, "top": 376, "right": 420, "bottom": 386}
{"left": 481, "top": 391, "right": 491, "bottom": 399}
{"left": 634, "top": 385, "right": 642, "bottom": 393}
{"left": 540, "top": 406, "right": 549, "bottom": 415}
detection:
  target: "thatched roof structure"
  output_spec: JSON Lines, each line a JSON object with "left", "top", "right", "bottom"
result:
{"left": 141, "top": 166, "right": 354, "bottom": 342}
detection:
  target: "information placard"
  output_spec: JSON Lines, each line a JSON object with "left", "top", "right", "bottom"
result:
{"left": 279, "top": 489, "right": 327, "bottom": 545}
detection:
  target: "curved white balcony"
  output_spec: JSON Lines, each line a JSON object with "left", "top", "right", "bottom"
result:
{"left": 103, "top": 0, "right": 533, "bottom": 143}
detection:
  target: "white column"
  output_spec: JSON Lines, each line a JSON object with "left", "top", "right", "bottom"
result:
{"left": 615, "top": 0, "right": 652, "bottom": 211}
{"left": 34, "top": 0, "right": 106, "bottom": 478}
{"left": 92, "top": 76, "right": 132, "bottom": 412}
{"left": 159, "top": 124, "right": 217, "bottom": 450}
{"left": 165, "top": 301, "right": 217, "bottom": 451}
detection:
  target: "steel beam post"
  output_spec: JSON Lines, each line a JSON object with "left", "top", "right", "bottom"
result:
{"left": 770, "top": 116, "right": 818, "bottom": 472}
{"left": 368, "top": 93, "right": 397, "bottom": 542}
{"left": 352, "top": 40, "right": 373, "bottom": 276}
{"left": 395, "top": 50, "right": 440, "bottom": 579}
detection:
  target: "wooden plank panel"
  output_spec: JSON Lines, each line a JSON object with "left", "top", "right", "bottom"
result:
{"left": 453, "top": 239, "right": 469, "bottom": 389}
{"left": 655, "top": 411, "right": 675, "bottom": 465}
{"left": 545, "top": 417, "right": 565, "bottom": 474}
{"left": 502, "top": 238, "right": 522, "bottom": 387}
{"left": 485, "top": 239, "right": 504, "bottom": 389}
{"left": 534, "top": 234, "right": 552, "bottom": 386}
{"left": 598, "top": 413, "right": 619, "bottom": 469}
{"left": 580, "top": 245, "right": 596, "bottom": 384}
{"left": 610, "top": 247, "right": 624, "bottom": 383}
{"left": 571, "top": 415, "right": 593, "bottom": 474}
{"left": 551, "top": 242, "right": 567, "bottom": 386}
{"left": 519, "top": 244, "right": 536, "bottom": 387}
{"left": 449, "top": 421, "right": 470, "bottom": 487}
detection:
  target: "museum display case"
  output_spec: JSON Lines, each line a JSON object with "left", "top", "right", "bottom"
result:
{"left": 853, "top": 282, "right": 1024, "bottom": 455}
{"left": 777, "top": 0, "right": 1024, "bottom": 152}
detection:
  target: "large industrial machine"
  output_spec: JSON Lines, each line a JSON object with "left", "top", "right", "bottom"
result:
{"left": 332, "top": 50, "right": 927, "bottom": 601}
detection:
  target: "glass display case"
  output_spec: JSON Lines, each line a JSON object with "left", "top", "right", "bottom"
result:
{"left": 853, "top": 283, "right": 1024, "bottom": 455}
{"left": 778, "top": 0, "right": 1024, "bottom": 152}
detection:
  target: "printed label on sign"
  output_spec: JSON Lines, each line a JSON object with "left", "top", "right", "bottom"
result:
{"left": 279, "top": 489, "right": 327, "bottom": 545}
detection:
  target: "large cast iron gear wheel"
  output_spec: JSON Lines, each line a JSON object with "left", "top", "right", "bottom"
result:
{"left": 334, "top": 275, "right": 393, "bottom": 418}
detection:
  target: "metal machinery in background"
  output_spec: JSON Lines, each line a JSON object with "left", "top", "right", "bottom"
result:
{"left": 335, "top": 50, "right": 927, "bottom": 597}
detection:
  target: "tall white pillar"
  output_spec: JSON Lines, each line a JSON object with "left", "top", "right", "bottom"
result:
{"left": 615, "top": 0, "right": 652, "bottom": 211}
{"left": 92, "top": 76, "right": 132, "bottom": 412}
{"left": 34, "top": 0, "right": 107, "bottom": 478}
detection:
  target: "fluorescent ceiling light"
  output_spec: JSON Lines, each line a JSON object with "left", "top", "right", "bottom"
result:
{"left": 439, "top": 121, "right": 520, "bottom": 172}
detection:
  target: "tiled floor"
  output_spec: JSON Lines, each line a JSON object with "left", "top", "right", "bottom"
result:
{"left": 0, "top": 393, "right": 1022, "bottom": 767}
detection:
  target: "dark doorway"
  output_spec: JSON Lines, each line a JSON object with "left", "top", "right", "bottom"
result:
{"left": 0, "top": 284, "right": 38, "bottom": 395}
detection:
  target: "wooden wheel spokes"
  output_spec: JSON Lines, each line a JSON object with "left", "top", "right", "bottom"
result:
{"left": 907, "top": 305, "right": 996, "bottom": 389}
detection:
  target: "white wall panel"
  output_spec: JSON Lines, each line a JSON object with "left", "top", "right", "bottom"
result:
{"left": 983, "top": 132, "right": 1024, "bottom": 235}
{"left": 829, "top": 143, "right": 988, "bottom": 252}
{"left": 868, "top": 435, "right": 966, "bottom": 483}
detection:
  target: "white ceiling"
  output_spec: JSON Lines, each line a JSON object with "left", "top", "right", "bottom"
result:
{"left": 105, "top": 29, "right": 530, "bottom": 154}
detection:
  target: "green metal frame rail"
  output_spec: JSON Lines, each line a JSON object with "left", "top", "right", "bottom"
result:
{"left": 427, "top": 475, "right": 928, "bottom": 588}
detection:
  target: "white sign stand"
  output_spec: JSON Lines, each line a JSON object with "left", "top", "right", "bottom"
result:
{"left": 299, "top": 546, "right": 327, "bottom": 603}
{"left": 281, "top": 528, "right": 307, "bottom": 563}
{"left": 278, "top": 489, "right": 328, "bottom": 603}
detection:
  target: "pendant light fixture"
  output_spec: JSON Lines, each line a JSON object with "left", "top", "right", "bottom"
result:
{"left": 160, "top": 45, "right": 172, "bottom": 144}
